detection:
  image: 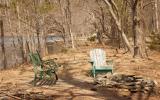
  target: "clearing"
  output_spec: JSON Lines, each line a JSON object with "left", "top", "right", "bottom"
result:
{"left": 0, "top": 45, "right": 160, "bottom": 100}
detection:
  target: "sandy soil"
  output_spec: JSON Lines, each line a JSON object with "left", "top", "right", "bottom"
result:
{"left": 0, "top": 45, "right": 160, "bottom": 100}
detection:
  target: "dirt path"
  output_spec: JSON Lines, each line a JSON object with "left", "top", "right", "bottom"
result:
{"left": 0, "top": 46, "right": 160, "bottom": 100}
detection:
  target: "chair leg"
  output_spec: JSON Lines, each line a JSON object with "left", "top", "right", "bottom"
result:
{"left": 51, "top": 70, "right": 58, "bottom": 80}
{"left": 50, "top": 72, "right": 58, "bottom": 85}
{"left": 39, "top": 71, "right": 43, "bottom": 80}
{"left": 93, "top": 70, "right": 96, "bottom": 78}
{"left": 54, "top": 72, "right": 58, "bottom": 80}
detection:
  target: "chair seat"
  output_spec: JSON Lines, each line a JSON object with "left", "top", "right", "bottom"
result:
{"left": 94, "top": 66, "right": 113, "bottom": 70}
{"left": 95, "top": 68, "right": 112, "bottom": 70}
{"left": 92, "top": 67, "right": 112, "bottom": 74}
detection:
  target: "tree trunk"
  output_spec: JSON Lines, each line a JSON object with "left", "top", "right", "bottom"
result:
{"left": 41, "top": 16, "right": 47, "bottom": 56}
{"left": 96, "top": 1, "right": 105, "bottom": 44}
{"left": 0, "top": 19, "right": 7, "bottom": 69}
{"left": 66, "top": 0, "right": 75, "bottom": 48}
{"left": 155, "top": 0, "right": 159, "bottom": 33}
{"left": 34, "top": 0, "right": 41, "bottom": 52}
{"left": 58, "top": 0, "right": 68, "bottom": 46}
{"left": 16, "top": 4, "right": 26, "bottom": 63}
{"left": 26, "top": 10, "right": 34, "bottom": 53}
{"left": 131, "top": 0, "right": 147, "bottom": 58}
{"left": 11, "top": 33, "right": 18, "bottom": 66}
{"left": 36, "top": 19, "right": 41, "bottom": 52}
{"left": 17, "top": 35, "right": 25, "bottom": 63}
{"left": 131, "top": 0, "right": 139, "bottom": 57}
{"left": 97, "top": 31, "right": 103, "bottom": 44}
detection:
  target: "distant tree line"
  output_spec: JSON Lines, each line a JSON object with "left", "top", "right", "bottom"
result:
{"left": 0, "top": 0, "right": 159, "bottom": 69}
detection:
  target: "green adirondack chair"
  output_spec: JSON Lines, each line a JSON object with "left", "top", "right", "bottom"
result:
{"left": 29, "top": 50, "right": 59, "bottom": 86}
{"left": 89, "top": 48, "right": 113, "bottom": 78}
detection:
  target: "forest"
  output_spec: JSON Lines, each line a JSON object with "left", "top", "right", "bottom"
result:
{"left": 0, "top": 0, "right": 160, "bottom": 100}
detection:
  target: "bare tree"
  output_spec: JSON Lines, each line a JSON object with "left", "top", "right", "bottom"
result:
{"left": 33, "top": 0, "right": 41, "bottom": 52}
{"left": 131, "top": 0, "right": 147, "bottom": 58}
{"left": 65, "top": 0, "right": 75, "bottom": 48}
{"left": 103, "top": 0, "right": 133, "bottom": 53}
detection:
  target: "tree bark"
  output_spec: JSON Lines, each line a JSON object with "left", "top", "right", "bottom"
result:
{"left": 131, "top": 0, "right": 147, "bottom": 58}
{"left": 33, "top": 0, "right": 41, "bottom": 52}
{"left": 16, "top": 3, "right": 26, "bottom": 63}
{"left": 131, "top": 0, "right": 139, "bottom": 57}
{"left": 41, "top": 15, "right": 47, "bottom": 56}
{"left": 0, "top": 19, "right": 7, "bottom": 69}
{"left": 155, "top": 0, "right": 159, "bottom": 33}
{"left": 65, "top": 0, "right": 75, "bottom": 48}
{"left": 36, "top": 18, "right": 41, "bottom": 52}
{"left": 57, "top": 0, "right": 68, "bottom": 46}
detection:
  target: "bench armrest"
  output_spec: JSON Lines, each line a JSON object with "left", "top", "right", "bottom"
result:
{"left": 42, "top": 58, "right": 60, "bottom": 71}
{"left": 106, "top": 59, "right": 113, "bottom": 62}
{"left": 88, "top": 61, "right": 94, "bottom": 65}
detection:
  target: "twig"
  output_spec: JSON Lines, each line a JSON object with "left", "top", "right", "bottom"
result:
{"left": 0, "top": 91, "right": 21, "bottom": 100}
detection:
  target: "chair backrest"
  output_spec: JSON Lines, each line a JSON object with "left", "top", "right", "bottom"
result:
{"left": 90, "top": 48, "right": 106, "bottom": 69}
{"left": 29, "top": 51, "right": 42, "bottom": 66}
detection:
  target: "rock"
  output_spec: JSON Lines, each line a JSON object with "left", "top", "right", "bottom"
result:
{"left": 95, "top": 73, "right": 156, "bottom": 94}
{"left": 118, "top": 89, "right": 130, "bottom": 96}
{"left": 90, "top": 87, "right": 97, "bottom": 91}
{"left": 153, "top": 80, "right": 158, "bottom": 86}
{"left": 144, "top": 86, "right": 154, "bottom": 91}
{"left": 122, "top": 82, "right": 136, "bottom": 87}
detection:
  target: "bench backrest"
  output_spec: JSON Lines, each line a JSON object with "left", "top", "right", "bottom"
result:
{"left": 29, "top": 51, "right": 42, "bottom": 66}
{"left": 90, "top": 48, "right": 106, "bottom": 69}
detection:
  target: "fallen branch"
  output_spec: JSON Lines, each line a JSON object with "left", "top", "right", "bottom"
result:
{"left": 0, "top": 91, "right": 21, "bottom": 100}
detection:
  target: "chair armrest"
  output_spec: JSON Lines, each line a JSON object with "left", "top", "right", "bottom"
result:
{"left": 44, "top": 58, "right": 57, "bottom": 62}
{"left": 42, "top": 58, "right": 60, "bottom": 71}
{"left": 106, "top": 59, "right": 113, "bottom": 62}
{"left": 43, "top": 58, "right": 57, "bottom": 64}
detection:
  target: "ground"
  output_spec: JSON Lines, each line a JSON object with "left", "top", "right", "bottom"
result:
{"left": 0, "top": 44, "right": 160, "bottom": 100}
